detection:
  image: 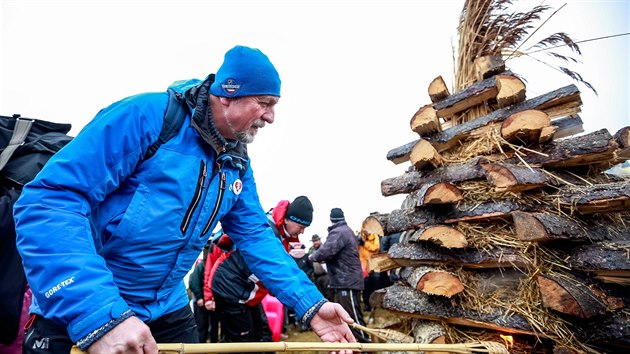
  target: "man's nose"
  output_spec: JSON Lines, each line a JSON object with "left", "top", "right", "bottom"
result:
{"left": 262, "top": 107, "right": 275, "bottom": 123}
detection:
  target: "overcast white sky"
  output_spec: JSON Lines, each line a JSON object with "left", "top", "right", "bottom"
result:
{"left": 1, "top": 0, "right": 629, "bottom": 244}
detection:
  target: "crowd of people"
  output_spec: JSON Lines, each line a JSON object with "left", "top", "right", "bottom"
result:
{"left": 188, "top": 203, "right": 401, "bottom": 348}
{"left": 4, "top": 44, "right": 396, "bottom": 354}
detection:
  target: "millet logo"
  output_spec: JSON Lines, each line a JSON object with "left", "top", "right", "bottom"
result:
{"left": 33, "top": 337, "right": 49, "bottom": 349}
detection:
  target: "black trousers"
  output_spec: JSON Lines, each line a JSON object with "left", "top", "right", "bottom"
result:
{"left": 22, "top": 305, "right": 198, "bottom": 354}
{"left": 193, "top": 303, "right": 219, "bottom": 343}
{"left": 332, "top": 289, "right": 370, "bottom": 343}
{"left": 214, "top": 294, "right": 273, "bottom": 354}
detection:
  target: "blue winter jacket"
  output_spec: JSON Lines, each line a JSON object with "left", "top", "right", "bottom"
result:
{"left": 13, "top": 77, "right": 323, "bottom": 343}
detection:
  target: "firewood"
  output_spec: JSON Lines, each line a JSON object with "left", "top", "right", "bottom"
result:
{"left": 362, "top": 213, "right": 389, "bottom": 237}
{"left": 538, "top": 125, "right": 557, "bottom": 144}
{"left": 387, "top": 84, "right": 581, "bottom": 155}
{"left": 433, "top": 75, "right": 501, "bottom": 118}
{"left": 556, "top": 181, "right": 630, "bottom": 214}
{"left": 537, "top": 273, "right": 624, "bottom": 318}
{"left": 550, "top": 115, "right": 584, "bottom": 140}
{"left": 428, "top": 75, "right": 451, "bottom": 103}
{"left": 386, "top": 201, "right": 529, "bottom": 233}
{"left": 495, "top": 75, "right": 526, "bottom": 108}
{"left": 386, "top": 207, "right": 440, "bottom": 233}
{"left": 411, "top": 320, "right": 447, "bottom": 353}
{"left": 520, "top": 128, "right": 618, "bottom": 168}
{"left": 443, "top": 201, "right": 529, "bottom": 224}
{"left": 386, "top": 140, "right": 418, "bottom": 165}
{"left": 378, "top": 284, "right": 534, "bottom": 335}
{"left": 408, "top": 225, "right": 468, "bottom": 249}
{"left": 482, "top": 163, "right": 554, "bottom": 192}
{"left": 410, "top": 104, "right": 441, "bottom": 135}
{"left": 473, "top": 56, "right": 505, "bottom": 81}
{"left": 410, "top": 139, "right": 443, "bottom": 170}
{"left": 562, "top": 242, "right": 630, "bottom": 284}
{"left": 571, "top": 309, "right": 630, "bottom": 351}
{"left": 367, "top": 252, "right": 401, "bottom": 273}
{"left": 400, "top": 266, "right": 464, "bottom": 297}
{"left": 402, "top": 182, "right": 463, "bottom": 207}
{"left": 614, "top": 126, "right": 630, "bottom": 159}
{"left": 500, "top": 109, "right": 550, "bottom": 143}
{"left": 388, "top": 242, "right": 527, "bottom": 269}
{"left": 381, "top": 157, "right": 487, "bottom": 197}
{"left": 474, "top": 55, "right": 505, "bottom": 81}
{"left": 511, "top": 211, "right": 588, "bottom": 242}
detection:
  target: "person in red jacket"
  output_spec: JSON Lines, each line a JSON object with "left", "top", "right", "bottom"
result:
{"left": 209, "top": 196, "right": 314, "bottom": 351}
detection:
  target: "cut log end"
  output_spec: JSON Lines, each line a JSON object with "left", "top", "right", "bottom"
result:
{"left": 410, "top": 139, "right": 443, "bottom": 170}
{"left": 428, "top": 75, "right": 451, "bottom": 103}
{"left": 417, "top": 271, "right": 465, "bottom": 298}
{"left": 410, "top": 104, "right": 441, "bottom": 135}
{"left": 423, "top": 183, "right": 464, "bottom": 205}
{"left": 417, "top": 225, "right": 468, "bottom": 248}
{"left": 500, "top": 109, "right": 551, "bottom": 143}
{"left": 495, "top": 75, "right": 526, "bottom": 108}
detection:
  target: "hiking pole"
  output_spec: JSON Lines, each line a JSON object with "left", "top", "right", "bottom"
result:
{"left": 71, "top": 340, "right": 510, "bottom": 353}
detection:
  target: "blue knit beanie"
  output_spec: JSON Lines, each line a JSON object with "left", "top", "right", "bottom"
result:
{"left": 210, "top": 45, "right": 281, "bottom": 98}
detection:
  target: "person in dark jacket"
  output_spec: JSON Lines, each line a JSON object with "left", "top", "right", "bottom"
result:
{"left": 188, "top": 243, "right": 217, "bottom": 343}
{"left": 14, "top": 46, "right": 356, "bottom": 354}
{"left": 211, "top": 196, "right": 314, "bottom": 352}
{"left": 309, "top": 208, "right": 370, "bottom": 343}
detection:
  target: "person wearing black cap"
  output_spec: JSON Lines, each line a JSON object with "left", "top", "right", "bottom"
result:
{"left": 210, "top": 196, "right": 316, "bottom": 348}
{"left": 309, "top": 208, "right": 371, "bottom": 343}
{"left": 14, "top": 45, "right": 357, "bottom": 354}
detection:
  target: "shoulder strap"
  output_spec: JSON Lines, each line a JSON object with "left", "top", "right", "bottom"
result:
{"left": 143, "top": 89, "right": 189, "bottom": 161}
{"left": 0, "top": 117, "right": 34, "bottom": 171}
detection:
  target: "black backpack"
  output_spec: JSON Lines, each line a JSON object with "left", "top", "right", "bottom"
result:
{"left": 0, "top": 88, "right": 188, "bottom": 344}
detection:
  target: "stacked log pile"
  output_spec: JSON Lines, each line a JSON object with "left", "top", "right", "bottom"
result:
{"left": 365, "top": 56, "right": 630, "bottom": 354}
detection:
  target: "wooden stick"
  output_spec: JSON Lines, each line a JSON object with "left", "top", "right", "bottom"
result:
{"left": 70, "top": 340, "right": 509, "bottom": 353}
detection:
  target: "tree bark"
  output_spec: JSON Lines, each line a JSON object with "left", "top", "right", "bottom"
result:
{"left": 381, "top": 157, "right": 486, "bottom": 196}
{"left": 520, "top": 128, "right": 618, "bottom": 168}
{"left": 511, "top": 211, "right": 587, "bottom": 242}
{"left": 388, "top": 242, "right": 526, "bottom": 269}
{"left": 556, "top": 181, "right": 630, "bottom": 214}
{"left": 482, "top": 163, "right": 554, "bottom": 192}
{"left": 378, "top": 284, "right": 534, "bottom": 335}
{"left": 433, "top": 75, "right": 501, "bottom": 118}
{"left": 537, "top": 273, "right": 623, "bottom": 318}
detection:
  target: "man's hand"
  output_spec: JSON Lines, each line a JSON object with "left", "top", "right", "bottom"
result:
{"left": 310, "top": 302, "right": 356, "bottom": 354}
{"left": 196, "top": 299, "right": 204, "bottom": 307}
{"left": 87, "top": 316, "right": 157, "bottom": 354}
{"left": 204, "top": 300, "right": 216, "bottom": 311}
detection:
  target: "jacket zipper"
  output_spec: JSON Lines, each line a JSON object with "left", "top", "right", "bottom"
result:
{"left": 180, "top": 160, "right": 206, "bottom": 234}
{"left": 202, "top": 170, "right": 226, "bottom": 236}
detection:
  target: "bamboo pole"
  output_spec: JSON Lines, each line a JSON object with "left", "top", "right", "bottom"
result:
{"left": 70, "top": 341, "right": 509, "bottom": 354}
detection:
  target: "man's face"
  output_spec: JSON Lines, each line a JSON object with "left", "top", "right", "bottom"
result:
{"left": 223, "top": 95, "right": 278, "bottom": 143}
{"left": 285, "top": 219, "right": 307, "bottom": 238}
{"left": 313, "top": 239, "right": 322, "bottom": 249}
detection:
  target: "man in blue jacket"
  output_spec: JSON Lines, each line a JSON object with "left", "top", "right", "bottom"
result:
{"left": 14, "top": 45, "right": 356, "bottom": 354}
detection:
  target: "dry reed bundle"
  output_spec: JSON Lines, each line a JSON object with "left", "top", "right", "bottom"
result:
{"left": 453, "top": 0, "right": 593, "bottom": 123}
{"left": 350, "top": 322, "right": 413, "bottom": 343}
{"left": 71, "top": 341, "right": 510, "bottom": 354}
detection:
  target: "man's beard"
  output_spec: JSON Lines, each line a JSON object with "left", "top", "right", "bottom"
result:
{"left": 234, "top": 119, "right": 266, "bottom": 144}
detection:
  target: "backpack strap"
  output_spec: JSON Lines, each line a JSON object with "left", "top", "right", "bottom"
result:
{"left": 0, "top": 116, "right": 34, "bottom": 171}
{"left": 143, "top": 89, "right": 189, "bottom": 161}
